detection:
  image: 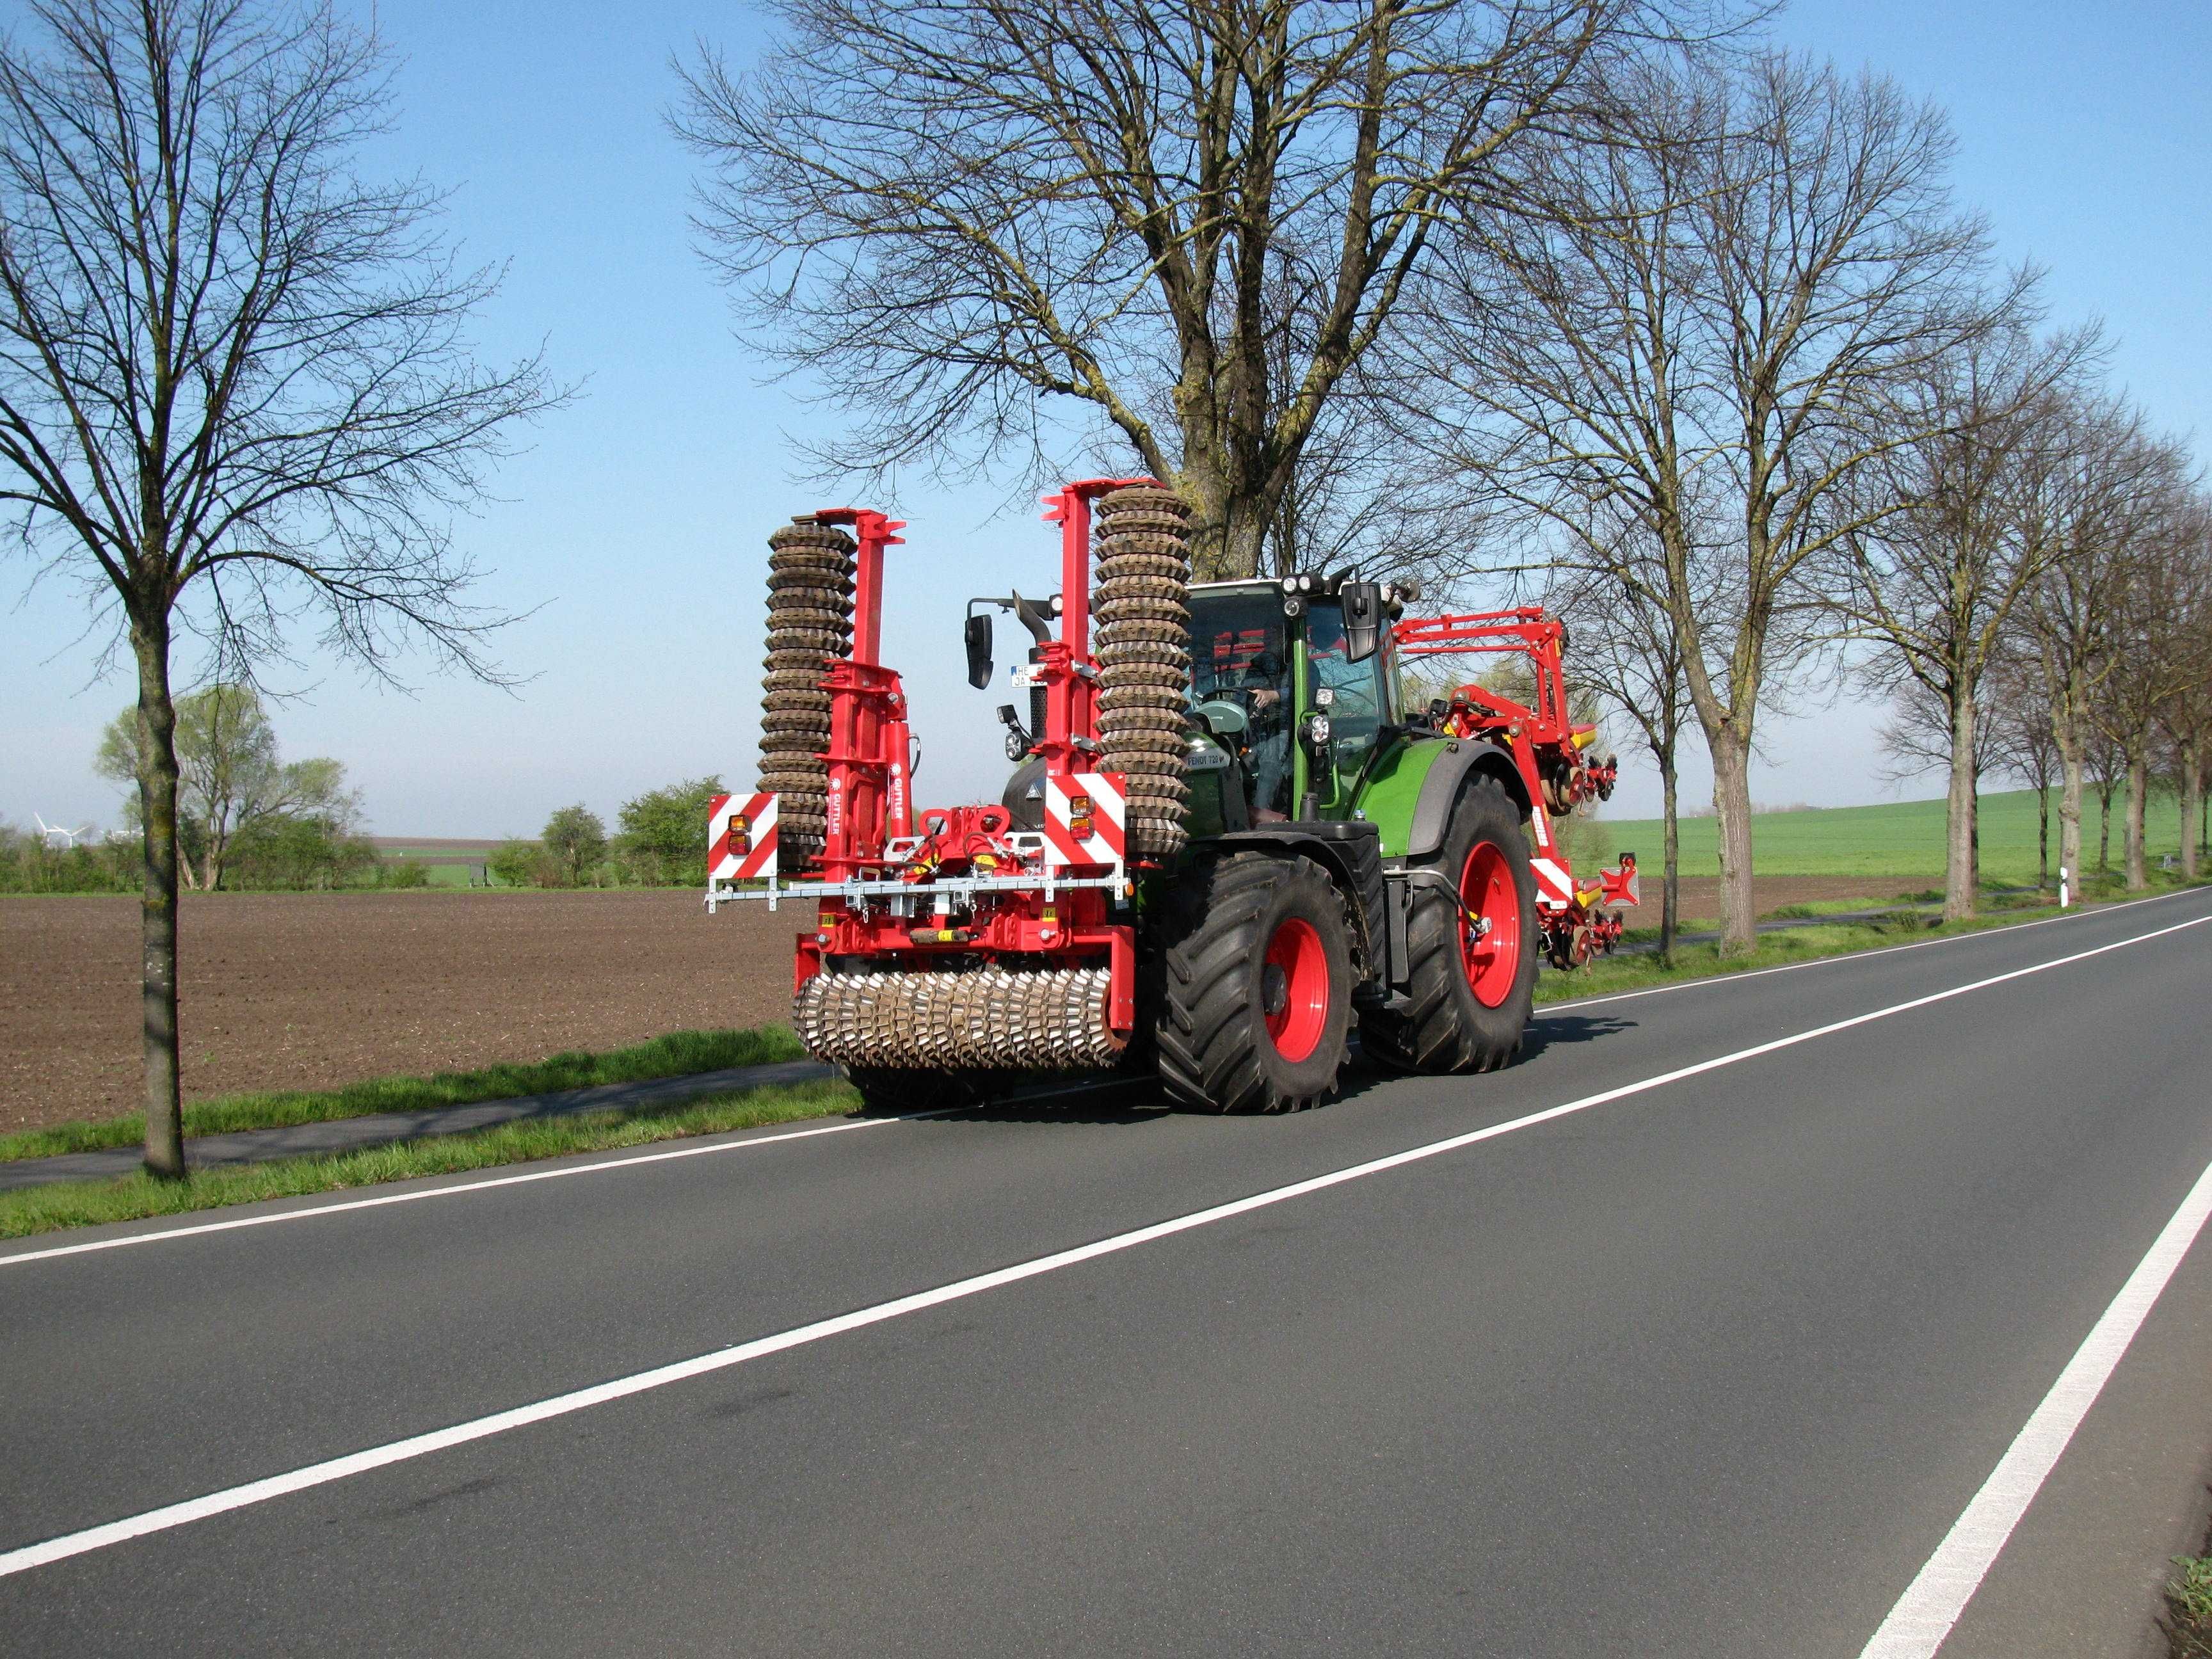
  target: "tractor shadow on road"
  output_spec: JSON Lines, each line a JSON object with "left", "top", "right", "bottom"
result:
{"left": 1514, "top": 1011, "right": 1637, "bottom": 1064}
{"left": 856, "top": 1012, "right": 1637, "bottom": 1128}
{"left": 874, "top": 1074, "right": 1174, "bottom": 1127}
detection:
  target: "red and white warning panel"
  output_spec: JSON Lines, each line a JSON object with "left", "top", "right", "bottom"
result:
{"left": 1599, "top": 853, "right": 1640, "bottom": 907}
{"left": 1042, "top": 772, "right": 1126, "bottom": 873}
{"left": 709, "top": 791, "right": 779, "bottom": 881}
{"left": 1530, "top": 854, "right": 1576, "bottom": 911}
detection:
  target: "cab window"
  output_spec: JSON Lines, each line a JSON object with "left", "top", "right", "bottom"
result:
{"left": 1307, "top": 608, "right": 1385, "bottom": 727}
{"left": 1189, "top": 591, "right": 1294, "bottom": 818}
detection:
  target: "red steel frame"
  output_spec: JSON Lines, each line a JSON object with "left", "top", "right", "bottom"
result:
{"left": 812, "top": 507, "right": 912, "bottom": 883}
{"left": 1393, "top": 605, "right": 1636, "bottom": 961}
{"left": 783, "top": 480, "right": 1159, "bottom": 1039}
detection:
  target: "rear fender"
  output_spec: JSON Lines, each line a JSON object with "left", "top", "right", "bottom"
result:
{"left": 1406, "top": 741, "right": 1530, "bottom": 860}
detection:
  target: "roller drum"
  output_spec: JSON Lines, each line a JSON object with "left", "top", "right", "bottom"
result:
{"left": 758, "top": 518, "right": 856, "bottom": 870}
{"left": 796, "top": 966, "right": 1124, "bottom": 1070}
{"left": 1091, "top": 485, "right": 1192, "bottom": 861}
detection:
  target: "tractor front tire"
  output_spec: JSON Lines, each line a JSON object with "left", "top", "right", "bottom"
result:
{"left": 1155, "top": 853, "right": 1353, "bottom": 1112}
{"left": 1362, "top": 777, "right": 1537, "bottom": 1074}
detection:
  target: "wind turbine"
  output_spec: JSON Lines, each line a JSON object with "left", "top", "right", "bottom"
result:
{"left": 32, "top": 813, "right": 94, "bottom": 847}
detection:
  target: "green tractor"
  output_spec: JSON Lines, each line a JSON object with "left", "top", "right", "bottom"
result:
{"left": 709, "top": 478, "right": 1635, "bottom": 1112}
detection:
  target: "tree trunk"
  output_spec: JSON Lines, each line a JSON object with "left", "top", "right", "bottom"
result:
{"left": 131, "top": 614, "right": 186, "bottom": 1181}
{"left": 2036, "top": 785, "right": 2049, "bottom": 888}
{"left": 1709, "top": 728, "right": 1756, "bottom": 952}
{"left": 1222, "top": 514, "right": 1268, "bottom": 583}
{"left": 2124, "top": 749, "right": 2147, "bottom": 890}
{"left": 2181, "top": 746, "right": 2200, "bottom": 881}
{"left": 1660, "top": 752, "right": 1679, "bottom": 962}
{"left": 2097, "top": 787, "right": 2112, "bottom": 870}
{"left": 1178, "top": 456, "right": 1270, "bottom": 583}
{"left": 2056, "top": 741, "right": 2083, "bottom": 887}
{"left": 1943, "top": 685, "right": 1976, "bottom": 922}
{"left": 1969, "top": 781, "right": 1980, "bottom": 900}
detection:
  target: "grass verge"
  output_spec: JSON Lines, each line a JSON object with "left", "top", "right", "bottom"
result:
{"left": 1550, "top": 872, "right": 2207, "bottom": 1006}
{"left": 1762, "top": 894, "right": 1929, "bottom": 920}
{"left": 0, "top": 1077, "right": 860, "bottom": 1240}
{"left": 1539, "top": 889, "right": 2141, "bottom": 1008}
{"left": 0, "top": 1025, "right": 808, "bottom": 1163}
{"left": 2168, "top": 1549, "right": 2212, "bottom": 1656}
{"left": 1539, "top": 901, "right": 2056, "bottom": 1004}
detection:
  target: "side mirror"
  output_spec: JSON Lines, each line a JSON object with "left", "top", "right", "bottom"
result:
{"left": 1341, "top": 581, "right": 1383, "bottom": 663}
{"left": 964, "top": 612, "right": 993, "bottom": 689}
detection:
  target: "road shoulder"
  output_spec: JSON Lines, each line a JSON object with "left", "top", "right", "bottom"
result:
{"left": 1940, "top": 1205, "right": 2212, "bottom": 1658}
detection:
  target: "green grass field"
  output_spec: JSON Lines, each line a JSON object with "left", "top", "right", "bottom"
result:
{"left": 1596, "top": 786, "right": 2197, "bottom": 883}
{"left": 373, "top": 846, "right": 490, "bottom": 888}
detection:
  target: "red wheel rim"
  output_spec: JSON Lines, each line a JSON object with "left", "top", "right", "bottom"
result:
{"left": 1460, "top": 841, "right": 1522, "bottom": 1007}
{"left": 1261, "top": 917, "right": 1329, "bottom": 1062}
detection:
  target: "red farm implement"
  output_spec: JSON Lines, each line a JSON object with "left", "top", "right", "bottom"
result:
{"left": 709, "top": 480, "right": 1636, "bottom": 1111}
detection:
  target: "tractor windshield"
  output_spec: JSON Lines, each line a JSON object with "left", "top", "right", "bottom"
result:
{"left": 1308, "top": 604, "right": 1390, "bottom": 810}
{"left": 1189, "top": 588, "right": 1294, "bottom": 819}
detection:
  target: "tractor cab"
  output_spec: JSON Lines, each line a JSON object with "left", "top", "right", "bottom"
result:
{"left": 995, "top": 571, "right": 1402, "bottom": 837}
{"left": 1183, "top": 576, "right": 1400, "bottom": 835}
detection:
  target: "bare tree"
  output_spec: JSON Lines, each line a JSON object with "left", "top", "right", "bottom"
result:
{"left": 1874, "top": 675, "right": 2000, "bottom": 781}
{"left": 676, "top": 0, "right": 1741, "bottom": 579}
{"left": 2090, "top": 486, "right": 2209, "bottom": 887}
{"left": 2016, "top": 398, "right": 2191, "bottom": 894}
{"left": 1413, "top": 51, "right": 2008, "bottom": 949}
{"left": 0, "top": 0, "right": 558, "bottom": 1177}
{"left": 1676, "top": 56, "right": 2016, "bottom": 946}
{"left": 1830, "top": 326, "right": 2094, "bottom": 919}
{"left": 2155, "top": 534, "right": 2212, "bottom": 880}
{"left": 1984, "top": 648, "right": 2060, "bottom": 887}
{"left": 2086, "top": 716, "right": 2123, "bottom": 871}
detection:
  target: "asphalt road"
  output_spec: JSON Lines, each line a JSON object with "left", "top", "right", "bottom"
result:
{"left": 6, "top": 888, "right": 2212, "bottom": 1657}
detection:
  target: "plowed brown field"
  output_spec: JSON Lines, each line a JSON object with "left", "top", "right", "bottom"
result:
{"left": 1, "top": 873, "right": 1930, "bottom": 1134}
{"left": 1, "top": 892, "right": 805, "bottom": 1133}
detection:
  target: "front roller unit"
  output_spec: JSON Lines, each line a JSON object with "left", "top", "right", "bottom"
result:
{"left": 796, "top": 965, "right": 1121, "bottom": 1071}
{"left": 713, "top": 477, "right": 1181, "bottom": 1102}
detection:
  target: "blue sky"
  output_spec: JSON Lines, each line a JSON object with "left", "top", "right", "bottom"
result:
{"left": 4, "top": 0, "right": 2206, "bottom": 837}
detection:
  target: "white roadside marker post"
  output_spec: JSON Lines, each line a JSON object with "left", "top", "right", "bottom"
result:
{"left": 2059, "top": 865, "right": 2069, "bottom": 909}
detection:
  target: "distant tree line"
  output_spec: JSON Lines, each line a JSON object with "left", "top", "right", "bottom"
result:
{"left": 4, "top": 682, "right": 435, "bottom": 894}
{"left": 488, "top": 778, "right": 728, "bottom": 890}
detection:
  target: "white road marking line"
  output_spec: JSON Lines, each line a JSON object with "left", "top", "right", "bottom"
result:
{"left": 4, "top": 910, "right": 2202, "bottom": 1580}
{"left": 0, "top": 1111, "right": 923, "bottom": 1270}
{"left": 1535, "top": 886, "right": 2197, "bottom": 1017}
{"left": 1859, "top": 1151, "right": 2212, "bottom": 1658}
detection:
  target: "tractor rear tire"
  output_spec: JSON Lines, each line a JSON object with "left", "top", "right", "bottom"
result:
{"left": 1361, "top": 776, "right": 1537, "bottom": 1074}
{"left": 1155, "top": 852, "right": 1353, "bottom": 1112}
